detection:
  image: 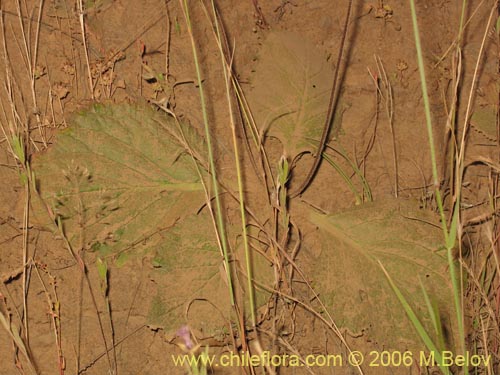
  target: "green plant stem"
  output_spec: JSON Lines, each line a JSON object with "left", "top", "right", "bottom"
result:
{"left": 209, "top": 0, "right": 257, "bottom": 328}
{"left": 409, "top": 1, "right": 466, "bottom": 372}
{"left": 380, "top": 263, "right": 450, "bottom": 375}
{"left": 181, "top": 0, "right": 235, "bottom": 306}
{"left": 457, "top": 0, "right": 467, "bottom": 44}
{"left": 321, "top": 152, "right": 362, "bottom": 205}
{"left": 408, "top": 0, "right": 448, "bottom": 238}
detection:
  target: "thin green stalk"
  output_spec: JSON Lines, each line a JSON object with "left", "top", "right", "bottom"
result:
{"left": 209, "top": 0, "right": 257, "bottom": 327}
{"left": 408, "top": 0, "right": 449, "bottom": 239}
{"left": 380, "top": 262, "right": 450, "bottom": 375}
{"left": 180, "top": 0, "right": 235, "bottom": 305}
{"left": 457, "top": 0, "right": 467, "bottom": 44}
{"left": 321, "top": 152, "right": 362, "bottom": 205}
{"left": 323, "top": 143, "right": 373, "bottom": 202}
{"left": 409, "top": 1, "right": 466, "bottom": 372}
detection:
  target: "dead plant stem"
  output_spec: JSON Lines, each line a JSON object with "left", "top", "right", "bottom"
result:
{"left": 15, "top": 0, "right": 46, "bottom": 147}
{"left": 77, "top": 0, "right": 94, "bottom": 99}
{"left": 290, "top": 0, "right": 353, "bottom": 198}
{"left": 375, "top": 56, "right": 398, "bottom": 197}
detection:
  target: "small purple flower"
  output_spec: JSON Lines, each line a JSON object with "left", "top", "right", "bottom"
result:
{"left": 176, "top": 325, "right": 194, "bottom": 350}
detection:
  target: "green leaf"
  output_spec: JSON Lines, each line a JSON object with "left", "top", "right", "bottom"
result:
{"left": 11, "top": 134, "right": 25, "bottom": 164}
{"left": 248, "top": 31, "right": 336, "bottom": 160}
{"left": 96, "top": 257, "right": 108, "bottom": 294}
{"left": 381, "top": 264, "right": 450, "bottom": 375}
{"left": 32, "top": 103, "right": 231, "bottom": 333}
{"left": 306, "top": 199, "right": 457, "bottom": 352}
{"left": 96, "top": 257, "right": 107, "bottom": 279}
{"left": 145, "top": 213, "right": 230, "bottom": 335}
{"left": 33, "top": 104, "right": 205, "bottom": 248}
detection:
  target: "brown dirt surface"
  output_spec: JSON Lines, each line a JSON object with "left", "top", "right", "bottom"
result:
{"left": 0, "top": 1, "right": 498, "bottom": 374}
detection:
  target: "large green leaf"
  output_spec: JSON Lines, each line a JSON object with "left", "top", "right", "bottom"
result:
{"left": 32, "top": 104, "right": 230, "bottom": 333}
{"left": 306, "top": 199, "right": 457, "bottom": 352}
{"left": 248, "top": 31, "right": 335, "bottom": 160}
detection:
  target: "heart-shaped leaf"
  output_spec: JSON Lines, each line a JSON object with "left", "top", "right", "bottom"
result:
{"left": 306, "top": 199, "right": 457, "bottom": 352}
{"left": 248, "top": 31, "right": 334, "bottom": 160}
{"left": 32, "top": 104, "right": 231, "bottom": 333}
